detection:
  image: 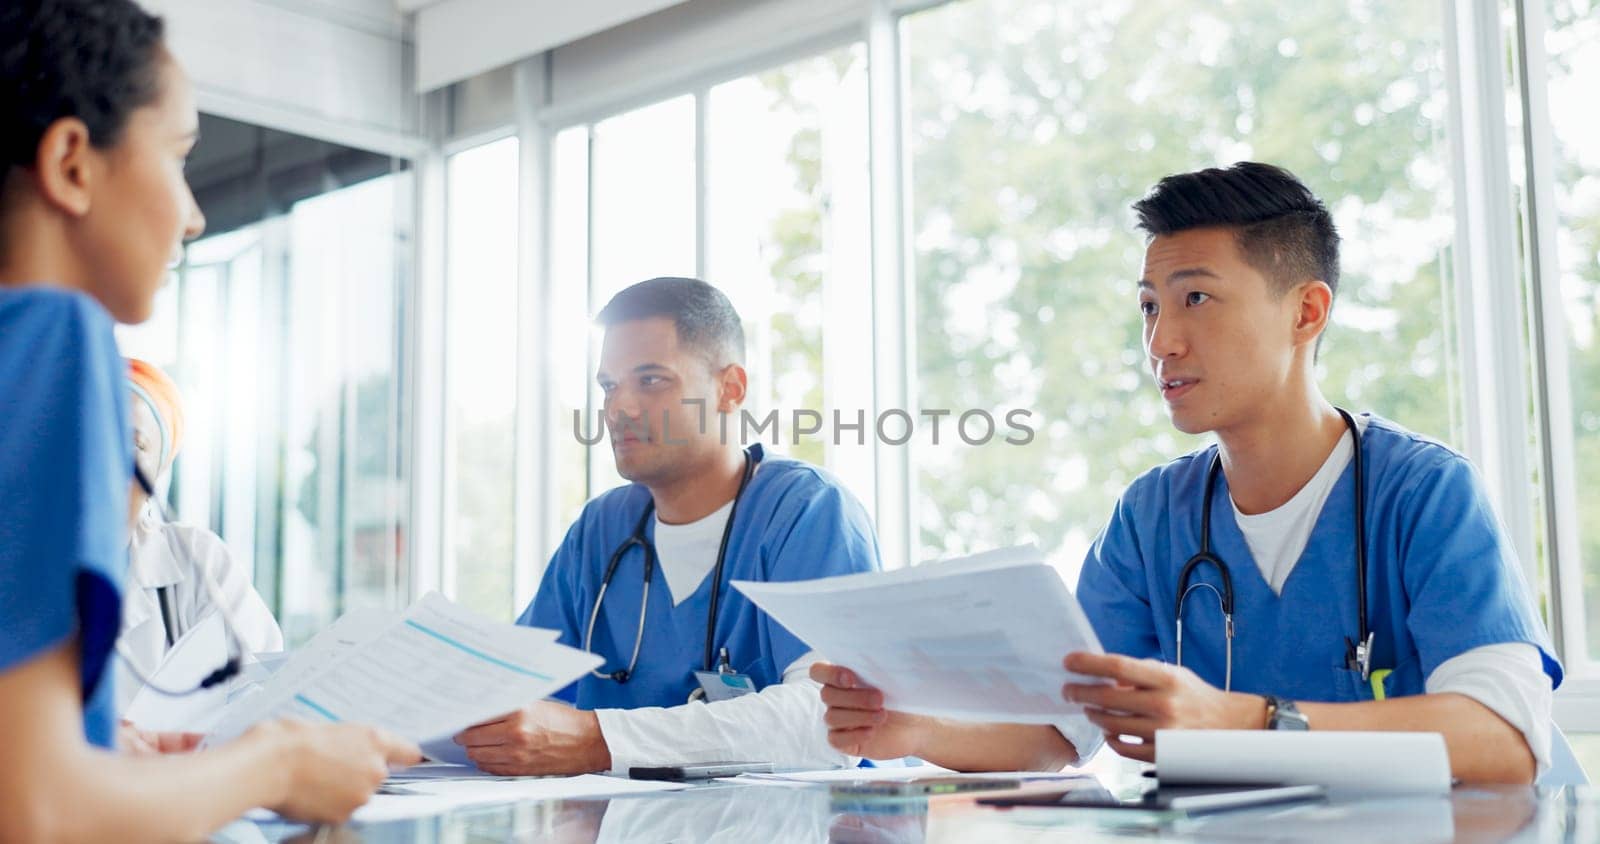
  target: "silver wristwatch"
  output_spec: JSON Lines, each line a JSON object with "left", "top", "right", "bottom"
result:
{"left": 1265, "top": 696, "right": 1309, "bottom": 731}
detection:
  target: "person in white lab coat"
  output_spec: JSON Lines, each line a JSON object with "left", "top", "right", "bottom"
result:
{"left": 117, "top": 358, "right": 283, "bottom": 713}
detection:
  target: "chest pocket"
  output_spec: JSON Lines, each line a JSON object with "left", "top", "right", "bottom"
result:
{"left": 1332, "top": 653, "right": 1423, "bottom": 701}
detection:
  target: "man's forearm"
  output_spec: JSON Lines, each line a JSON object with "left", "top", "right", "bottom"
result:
{"left": 911, "top": 720, "right": 1076, "bottom": 773}
{"left": 1297, "top": 692, "right": 1535, "bottom": 784}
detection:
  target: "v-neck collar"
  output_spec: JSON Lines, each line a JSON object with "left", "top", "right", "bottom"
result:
{"left": 1207, "top": 448, "right": 1361, "bottom": 602}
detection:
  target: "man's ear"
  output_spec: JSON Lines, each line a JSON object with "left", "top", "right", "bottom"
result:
{"left": 1292, "top": 280, "right": 1333, "bottom": 350}
{"left": 717, "top": 364, "right": 748, "bottom": 413}
{"left": 34, "top": 117, "right": 97, "bottom": 217}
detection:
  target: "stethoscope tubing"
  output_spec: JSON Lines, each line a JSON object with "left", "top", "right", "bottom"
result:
{"left": 1173, "top": 409, "right": 1369, "bottom": 689}
{"left": 585, "top": 448, "right": 757, "bottom": 683}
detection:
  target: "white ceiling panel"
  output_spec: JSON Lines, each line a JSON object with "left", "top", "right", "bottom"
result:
{"left": 414, "top": 0, "right": 686, "bottom": 92}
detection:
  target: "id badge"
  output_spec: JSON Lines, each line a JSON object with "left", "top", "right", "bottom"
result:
{"left": 693, "top": 670, "right": 757, "bottom": 702}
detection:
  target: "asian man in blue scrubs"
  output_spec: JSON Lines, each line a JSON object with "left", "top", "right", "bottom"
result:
{"left": 453, "top": 277, "right": 880, "bottom": 775}
{"left": 812, "top": 163, "right": 1560, "bottom": 785}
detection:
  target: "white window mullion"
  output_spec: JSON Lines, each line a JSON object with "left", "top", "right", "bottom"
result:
{"left": 695, "top": 88, "right": 711, "bottom": 281}
{"left": 1440, "top": 0, "right": 1539, "bottom": 590}
{"left": 410, "top": 91, "right": 451, "bottom": 603}
{"left": 513, "top": 57, "right": 551, "bottom": 614}
{"left": 867, "top": 0, "right": 912, "bottom": 568}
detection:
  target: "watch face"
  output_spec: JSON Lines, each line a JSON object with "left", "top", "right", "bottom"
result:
{"left": 1271, "top": 698, "right": 1309, "bottom": 730}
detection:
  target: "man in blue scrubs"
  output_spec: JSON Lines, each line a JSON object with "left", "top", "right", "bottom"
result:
{"left": 811, "top": 163, "right": 1560, "bottom": 785}
{"left": 453, "top": 277, "right": 880, "bottom": 775}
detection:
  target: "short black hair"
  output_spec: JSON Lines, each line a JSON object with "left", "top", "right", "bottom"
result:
{"left": 1132, "top": 162, "right": 1340, "bottom": 299}
{"left": 0, "top": 0, "right": 167, "bottom": 171}
{"left": 597, "top": 277, "right": 746, "bottom": 368}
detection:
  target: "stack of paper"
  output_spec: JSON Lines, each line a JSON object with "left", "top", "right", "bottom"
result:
{"left": 733, "top": 546, "right": 1103, "bottom": 723}
{"left": 1156, "top": 730, "right": 1452, "bottom": 795}
{"left": 123, "top": 612, "right": 233, "bottom": 733}
{"left": 206, "top": 592, "right": 601, "bottom": 761}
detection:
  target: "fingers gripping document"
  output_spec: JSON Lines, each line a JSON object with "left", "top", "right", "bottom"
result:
{"left": 206, "top": 593, "right": 601, "bottom": 757}
{"left": 734, "top": 546, "right": 1104, "bottom": 723}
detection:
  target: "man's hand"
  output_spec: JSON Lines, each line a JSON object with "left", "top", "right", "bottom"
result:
{"left": 1062, "top": 652, "right": 1267, "bottom": 762}
{"left": 454, "top": 701, "right": 612, "bottom": 775}
{"left": 117, "top": 719, "right": 202, "bottom": 756}
{"left": 811, "top": 662, "right": 933, "bottom": 760}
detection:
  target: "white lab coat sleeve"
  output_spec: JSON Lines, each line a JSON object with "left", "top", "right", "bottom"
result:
{"left": 1424, "top": 642, "right": 1552, "bottom": 776}
{"left": 181, "top": 525, "right": 284, "bottom": 655}
{"left": 594, "top": 650, "right": 849, "bottom": 774}
{"left": 1053, "top": 713, "right": 1105, "bottom": 767}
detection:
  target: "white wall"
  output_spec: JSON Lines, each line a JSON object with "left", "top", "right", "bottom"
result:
{"left": 143, "top": 0, "right": 422, "bottom": 156}
{"left": 414, "top": 0, "right": 687, "bottom": 93}
{"left": 545, "top": 0, "right": 867, "bottom": 125}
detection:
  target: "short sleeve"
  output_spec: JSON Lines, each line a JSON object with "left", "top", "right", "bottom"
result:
{"left": 1076, "top": 491, "right": 1162, "bottom": 661}
{"left": 1396, "top": 454, "right": 1562, "bottom": 688}
{"left": 0, "top": 292, "right": 130, "bottom": 697}
{"left": 519, "top": 516, "right": 589, "bottom": 704}
{"left": 758, "top": 479, "right": 882, "bottom": 674}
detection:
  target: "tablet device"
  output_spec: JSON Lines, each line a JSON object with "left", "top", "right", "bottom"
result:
{"left": 629, "top": 761, "right": 775, "bottom": 780}
{"left": 829, "top": 775, "right": 1024, "bottom": 797}
{"left": 980, "top": 782, "right": 1325, "bottom": 815}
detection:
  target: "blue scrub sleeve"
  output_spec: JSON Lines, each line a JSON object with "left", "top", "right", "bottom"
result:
{"left": 0, "top": 294, "right": 128, "bottom": 680}
{"left": 758, "top": 482, "right": 882, "bottom": 672}
{"left": 1397, "top": 454, "right": 1563, "bottom": 688}
{"left": 518, "top": 518, "right": 589, "bottom": 703}
{"left": 1076, "top": 491, "right": 1163, "bottom": 661}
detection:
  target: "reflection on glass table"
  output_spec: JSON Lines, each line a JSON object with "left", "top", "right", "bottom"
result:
{"left": 212, "top": 780, "right": 1600, "bottom": 843}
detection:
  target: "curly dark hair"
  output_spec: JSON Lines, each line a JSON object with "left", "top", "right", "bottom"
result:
{"left": 0, "top": 0, "right": 167, "bottom": 171}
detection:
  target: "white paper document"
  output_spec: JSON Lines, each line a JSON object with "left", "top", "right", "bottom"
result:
{"left": 207, "top": 592, "right": 598, "bottom": 757}
{"left": 386, "top": 762, "right": 521, "bottom": 782}
{"left": 124, "top": 611, "right": 232, "bottom": 733}
{"left": 733, "top": 545, "right": 1104, "bottom": 723}
{"left": 1156, "top": 730, "right": 1452, "bottom": 795}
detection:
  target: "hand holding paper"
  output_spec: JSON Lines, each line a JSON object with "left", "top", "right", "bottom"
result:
{"left": 206, "top": 593, "right": 600, "bottom": 763}
{"left": 736, "top": 546, "right": 1103, "bottom": 723}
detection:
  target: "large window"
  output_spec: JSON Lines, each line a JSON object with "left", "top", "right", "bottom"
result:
{"left": 706, "top": 45, "right": 874, "bottom": 504}
{"left": 116, "top": 115, "right": 412, "bottom": 646}
{"left": 903, "top": 0, "right": 1461, "bottom": 580}
{"left": 445, "top": 137, "right": 520, "bottom": 620}
{"left": 1541, "top": 0, "right": 1600, "bottom": 664}
{"left": 548, "top": 45, "right": 875, "bottom": 552}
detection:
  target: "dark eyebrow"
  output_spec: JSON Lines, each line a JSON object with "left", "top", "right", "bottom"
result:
{"left": 1138, "top": 267, "right": 1222, "bottom": 288}
{"left": 1167, "top": 267, "right": 1220, "bottom": 283}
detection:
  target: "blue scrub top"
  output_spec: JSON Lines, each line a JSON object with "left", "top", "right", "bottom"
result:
{"left": 521, "top": 444, "right": 881, "bottom": 709}
{"left": 1078, "top": 414, "right": 1561, "bottom": 702}
{"left": 0, "top": 287, "right": 131, "bottom": 748}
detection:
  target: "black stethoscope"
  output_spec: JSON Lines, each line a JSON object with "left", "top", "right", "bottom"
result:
{"left": 583, "top": 447, "right": 758, "bottom": 686}
{"left": 1174, "top": 408, "right": 1371, "bottom": 691}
